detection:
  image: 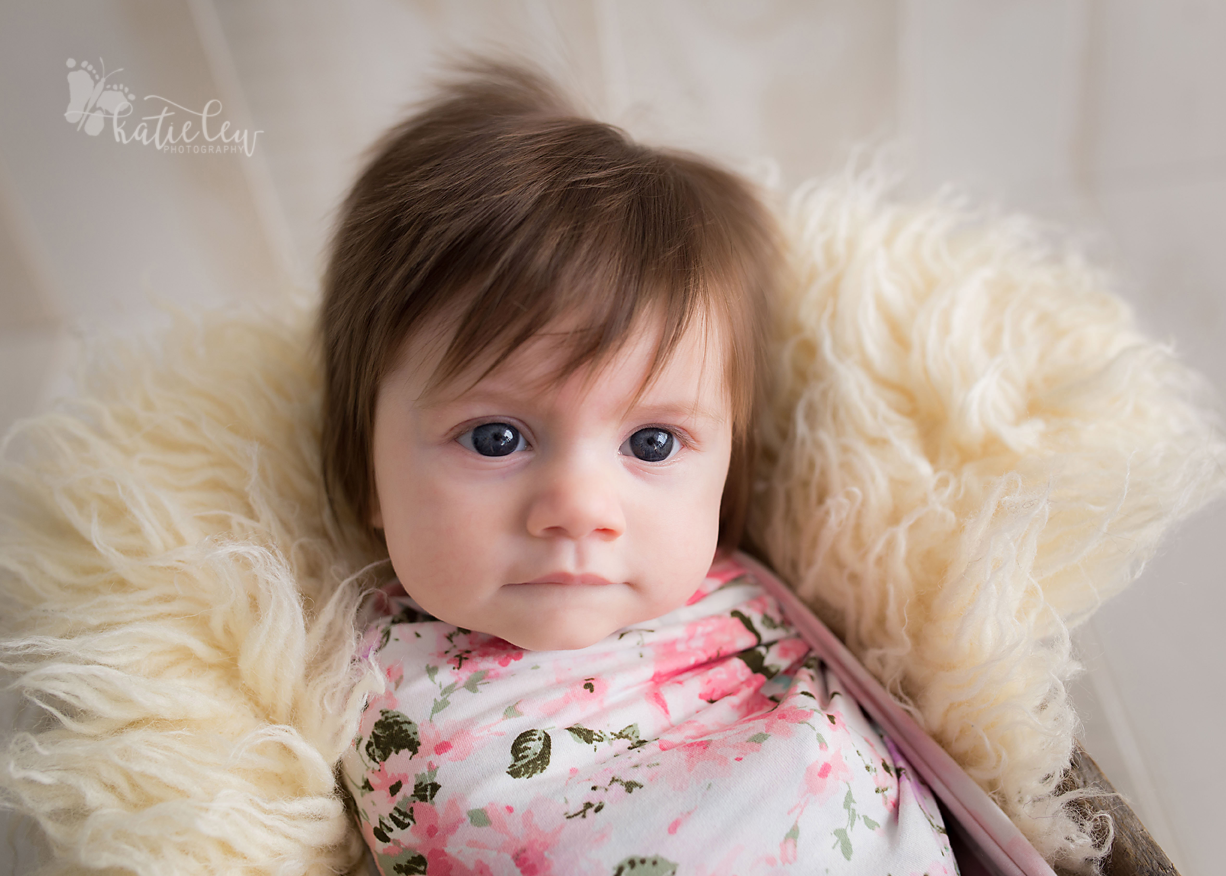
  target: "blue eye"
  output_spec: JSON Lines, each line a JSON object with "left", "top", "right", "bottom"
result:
{"left": 461, "top": 422, "right": 525, "bottom": 457}
{"left": 623, "top": 427, "right": 677, "bottom": 462}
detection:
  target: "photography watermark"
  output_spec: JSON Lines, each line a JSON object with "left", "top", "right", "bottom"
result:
{"left": 64, "top": 57, "right": 262, "bottom": 156}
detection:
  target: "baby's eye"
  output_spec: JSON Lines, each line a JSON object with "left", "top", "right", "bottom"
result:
{"left": 459, "top": 422, "right": 526, "bottom": 457}
{"left": 621, "top": 427, "right": 678, "bottom": 463}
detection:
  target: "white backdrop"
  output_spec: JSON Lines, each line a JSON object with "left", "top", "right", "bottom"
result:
{"left": 2, "top": 2, "right": 1224, "bottom": 873}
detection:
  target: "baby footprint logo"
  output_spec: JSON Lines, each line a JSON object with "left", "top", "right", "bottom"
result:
{"left": 65, "top": 58, "right": 136, "bottom": 136}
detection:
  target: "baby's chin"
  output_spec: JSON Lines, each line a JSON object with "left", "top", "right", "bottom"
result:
{"left": 497, "top": 624, "right": 615, "bottom": 652}
{"left": 490, "top": 589, "right": 699, "bottom": 651}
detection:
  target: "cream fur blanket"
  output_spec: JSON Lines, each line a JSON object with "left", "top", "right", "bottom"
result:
{"left": 3, "top": 176, "right": 1223, "bottom": 875}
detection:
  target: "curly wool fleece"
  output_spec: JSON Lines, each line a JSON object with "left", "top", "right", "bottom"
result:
{"left": 752, "top": 173, "right": 1226, "bottom": 872}
{"left": 0, "top": 308, "right": 384, "bottom": 875}
{"left": 2, "top": 175, "right": 1223, "bottom": 875}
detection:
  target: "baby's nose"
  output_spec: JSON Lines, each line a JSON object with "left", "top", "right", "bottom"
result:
{"left": 525, "top": 452, "right": 626, "bottom": 540}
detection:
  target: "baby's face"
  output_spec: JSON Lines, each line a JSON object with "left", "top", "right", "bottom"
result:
{"left": 369, "top": 314, "right": 732, "bottom": 650}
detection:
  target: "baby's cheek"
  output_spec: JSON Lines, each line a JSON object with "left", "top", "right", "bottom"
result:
{"left": 400, "top": 506, "right": 474, "bottom": 577}
{"left": 649, "top": 564, "right": 712, "bottom": 619}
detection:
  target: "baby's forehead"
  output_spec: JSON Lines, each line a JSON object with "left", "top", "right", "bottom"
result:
{"left": 404, "top": 309, "right": 730, "bottom": 413}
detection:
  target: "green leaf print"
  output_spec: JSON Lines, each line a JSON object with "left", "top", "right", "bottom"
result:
{"left": 833, "top": 827, "right": 853, "bottom": 860}
{"left": 462, "top": 669, "right": 490, "bottom": 693}
{"left": 372, "top": 800, "right": 414, "bottom": 844}
{"left": 389, "top": 799, "right": 415, "bottom": 830}
{"left": 565, "top": 800, "right": 606, "bottom": 819}
{"left": 566, "top": 725, "right": 607, "bottom": 746}
{"left": 757, "top": 610, "right": 785, "bottom": 631}
{"left": 430, "top": 681, "right": 458, "bottom": 718}
{"left": 467, "top": 808, "right": 491, "bottom": 827}
{"left": 611, "top": 856, "right": 678, "bottom": 876}
{"left": 412, "top": 767, "right": 440, "bottom": 803}
{"left": 841, "top": 786, "right": 860, "bottom": 832}
{"left": 506, "top": 728, "right": 552, "bottom": 778}
{"left": 730, "top": 609, "right": 763, "bottom": 645}
{"left": 386, "top": 848, "right": 428, "bottom": 875}
{"left": 747, "top": 732, "right": 770, "bottom": 744}
{"left": 613, "top": 724, "right": 649, "bottom": 749}
{"left": 735, "top": 645, "right": 778, "bottom": 680}
{"left": 862, "top": 815, "right": 880, "bottom": 830}
{"left": 609, "top": 776, "right": 643, "bottom": 794}
{"left": 365, "top": 710, "right": 420, "bottom": 763}
{"left": 565, "top": 723, "right": 648, "bottom": 752}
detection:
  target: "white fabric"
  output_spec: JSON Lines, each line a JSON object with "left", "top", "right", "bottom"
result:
{"left": 341, "top": 556, "right": 956, "bottom": 875}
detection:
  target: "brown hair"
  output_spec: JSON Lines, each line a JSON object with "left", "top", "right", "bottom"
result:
{"left": 321, "top": 62, "right": 779, "bottom": 548}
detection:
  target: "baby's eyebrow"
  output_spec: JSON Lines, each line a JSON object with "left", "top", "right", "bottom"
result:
{"left": 411, "top": 366, "right": 731, "bottom": 424}
{"left": 413, "top": 383, "right": 525, "bottom": 411}
{"left": 628, "top": 399, "right": 728, "bottom": 425}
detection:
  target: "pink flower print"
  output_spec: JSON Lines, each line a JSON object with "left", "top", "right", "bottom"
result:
{"left": 416, "top": 717, "right": 493, "bottom": 765}
{"left": 696, "top": 656, "right": 757, "bottom": 703}
{"left": 657, "top": 669, "right": 776, "bottom": 728}
{"left": 648, "top": 614, "right": 757, "bottom": 683}
{"left": 653, "top": 729, "right": 762, "bottom": 789}
{"left": 446, "top": 634, "right": 525, "bottom": 673}
{"left": 648, "top": 687, "right": 671, "bottom": 720}
{"left": 779, "top": 821, "right": 800, "bottom": 864}
{"left": 345, "top": 558, "right": 958, "bottom": 871}
{"left": 756, "top": 703, "right": 822, "bottom": 744}
{"left": 767, "top": 635, "right": 810, "bottom": 669}
{"left": 468, "top": 798, "right": 570, "bottom": 876}
{"left": 399, "top": 798, "right": 491, "bottom": 876}
{"left": 737, "top": 592, "right": 780, "bottom": 620}
{"left": 666, "top": 806, "right": 695, "bottom": 835}
{"left": 801, "top": 749, "right": 851, "bottom": 803}
{"left": 531, "top": 673, "right": 612, "bottom": 720}
{"left": 387, "top": 661, "right": 409, "bottom": 685}
{"left": 368, "top": 760, "right": 414, "bottom": 800}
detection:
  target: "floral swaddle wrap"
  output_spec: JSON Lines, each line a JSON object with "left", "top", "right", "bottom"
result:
{"left": 341, "top": 555, "right": 957, "bottom": 875}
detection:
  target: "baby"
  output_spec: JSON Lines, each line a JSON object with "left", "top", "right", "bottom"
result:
{"left": 320, "top": 64, "right": 956, "bottom": 875}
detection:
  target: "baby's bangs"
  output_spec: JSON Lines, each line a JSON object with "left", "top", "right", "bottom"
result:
{"left": 427, "top": 148, "right": 756, "bottom": 428}
{"left": 322, "top": 61, "right": 778, "bottom": 545}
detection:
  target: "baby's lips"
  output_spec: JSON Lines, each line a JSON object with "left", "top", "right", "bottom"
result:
{"left": 519, "top": 572, "right": 617, "bottom": 587}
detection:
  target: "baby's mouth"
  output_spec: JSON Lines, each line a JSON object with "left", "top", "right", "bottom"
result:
{"left": 517, "top": 573, "right": 617, "bottom": 587}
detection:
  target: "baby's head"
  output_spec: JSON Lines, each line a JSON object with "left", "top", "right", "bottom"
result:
{"left": 321, "top": 64, "right": 778, "bottom": 650}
